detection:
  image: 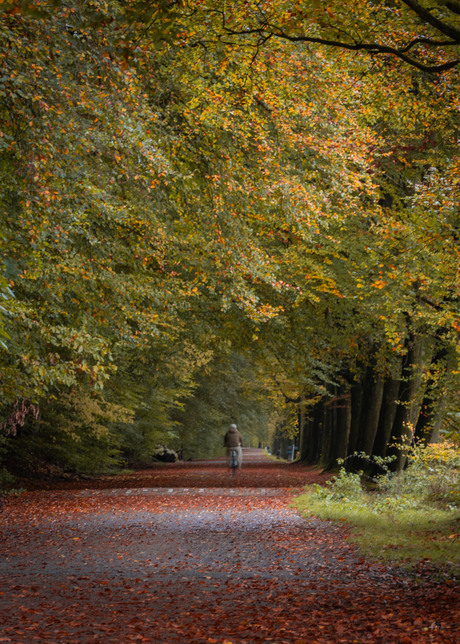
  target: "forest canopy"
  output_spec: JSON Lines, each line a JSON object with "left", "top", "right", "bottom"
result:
{"left": 0, "top": 0, "right": 458, "bottom": 476}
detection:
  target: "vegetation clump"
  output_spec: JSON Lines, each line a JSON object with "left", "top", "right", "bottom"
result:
{"left": 295, "top": 441, "right": 460, "bottom": 579}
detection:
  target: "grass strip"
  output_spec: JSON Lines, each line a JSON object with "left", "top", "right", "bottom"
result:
{"left": 294, "top": 487, "right": 459, "bottom": 581}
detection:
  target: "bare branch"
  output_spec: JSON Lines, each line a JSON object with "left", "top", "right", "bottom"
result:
{"left": 399, "top": 36, "right": 459, "bottom": 52}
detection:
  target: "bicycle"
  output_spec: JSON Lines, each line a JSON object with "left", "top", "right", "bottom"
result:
{"left": 230, "top": 448, "right": 238, "bottom": 476}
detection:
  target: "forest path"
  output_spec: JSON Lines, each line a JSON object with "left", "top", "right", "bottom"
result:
{"left": 0, "top": 450, "right": 457, "bottom": 643}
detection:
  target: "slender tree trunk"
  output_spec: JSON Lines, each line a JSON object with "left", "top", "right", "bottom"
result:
{"left": 297, "top": 392, "right": 306, "bottom": 459}
{"left": 389, "top": 326, "right": 423, "bottom": 471}
{"left": 415, "top": 346, "right": 448, "bottom": 444}
{"left": 301, "top": 401, "right": 319, "bottom": 464}
{"left": 312, "top": 399, "right": 326, "bottom": 464}
{"left": 320, "top": 391, "right": 335, "bottom": 468}
{"left": 348, "top": 377, "right": 364, "bottom": 455}
{"left": 359, "top": 375, "right": 385, "bottom": 455}
{"left": 415, "top": 387, "right": 437, "bottom": 444}
{"left": 428, "top": 407, "right": 445, "bottom": 443}
{"left": 372, "top": 378, "right": 400, "bottom": 457}
{"left": 300, "top": 404, "right": 313, "bottom": 463}
{"left": 327, "top": 387, "right": 352, "bottom": 468}
{"left": 350, "top": 362, "right": 384, "bottom": 456}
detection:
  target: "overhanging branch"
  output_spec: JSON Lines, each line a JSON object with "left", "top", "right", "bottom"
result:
{"left": 220, "top": 24, "right": 459, "bottom": 72}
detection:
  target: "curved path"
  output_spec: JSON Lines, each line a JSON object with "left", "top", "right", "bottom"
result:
{"left": 0, "top": 450, "right": 457, "bottom": 643}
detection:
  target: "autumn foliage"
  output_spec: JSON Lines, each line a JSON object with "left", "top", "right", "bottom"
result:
{"left": 0, "top": 2, "right": 458, "bottom": 476}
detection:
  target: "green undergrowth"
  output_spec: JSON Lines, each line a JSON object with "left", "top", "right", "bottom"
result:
{"left": 294, "top": 441, "right": 460, "bottom": 580}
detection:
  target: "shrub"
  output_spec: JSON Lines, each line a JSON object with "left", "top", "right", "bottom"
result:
{"left": 297, "top": 442, "right": 460, "bottom": 575}
{"left": 4, "top": 392, "right": 133, "bottom": 476}
{"left": 310, "top": 441, "right": 459, "bottom": 511}
{"left": 313, "top": 467, "right": 363, "bottom": 503}
{"left": 377, "top": 441, "right": 459, "bottom": 509}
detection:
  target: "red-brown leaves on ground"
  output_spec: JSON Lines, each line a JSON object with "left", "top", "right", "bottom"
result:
{"left": 1, "top": 450, "right": 458, "bottom": 643}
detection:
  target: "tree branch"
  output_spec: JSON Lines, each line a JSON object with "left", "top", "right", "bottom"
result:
{"left": 220, "top": 24, "right": 459, "bottom": 72}
{"left": 401, "top": 0, "right": 460, "bottom": 42}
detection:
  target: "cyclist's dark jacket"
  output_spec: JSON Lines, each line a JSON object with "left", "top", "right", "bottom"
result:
{"left": 224, "top": 426, "right": 243, "bottom": 448}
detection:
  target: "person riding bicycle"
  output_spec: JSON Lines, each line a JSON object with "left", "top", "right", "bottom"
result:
{"left": 224, "top": 423, "right": 243, "bottom": 470}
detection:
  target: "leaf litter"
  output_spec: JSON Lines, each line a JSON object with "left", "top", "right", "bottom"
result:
{"left": 0, "top": 453, "right": 458, "bottom": 643}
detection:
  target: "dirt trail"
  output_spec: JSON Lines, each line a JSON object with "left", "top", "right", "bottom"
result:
{"left": 0, "top": 449, "right": 457, "bottom": 643}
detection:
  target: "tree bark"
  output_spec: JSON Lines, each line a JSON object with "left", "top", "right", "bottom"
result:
{"left": 359, "top": 375, "right": 385, "bottom": 455}
{"left": 415, "top": 346, "right": 449, "bottom": 444}
{"left": 297, "top": 392, "right": 307, "bottom": 459}
{"left": 327, "top": 387, "right": 352, "bottom": 468}
{"left": 300, "top": 401, "right": 320, "bottom": 464}
{"left": 372, "top": 378, "right": 401, "bottom": 457}
{"left": 348, "top": 377, "right": 364, "bottom": 455}
{"left": 389, "top": 327, "right": 423, "bottom": 471}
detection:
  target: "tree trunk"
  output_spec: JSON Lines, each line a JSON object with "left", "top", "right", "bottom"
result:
{"left": 300, "top": 401, "right": 320, "bottom": 464}
{"left": 389, "top": 327, "right": 423, "bottom": 471}
{"left": 327, "top": 387, "right": 352, "bottom": 468}
{"left": 320, "top": 392, "right": 335, "bottom": 468}
{"left": 359, "top": 375, "right": 385, "bottom": 455}
{"left": 297, "top": 393, "right": 307, "bottom": 459}
{"left": 415, "top": 346, "right": 449, "bottom": 444}
{"left": 313, "top": 399, "right": 327, "bottom": 465}
{"left": 348, "top": 377, "right": 364, "bottom": 455}
{"left": 372, "top": 378, "right": 401, "bottom": 457}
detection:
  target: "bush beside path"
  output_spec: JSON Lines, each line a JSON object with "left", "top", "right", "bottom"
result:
{"left": 1, "top": 449, "right": 458, "bottom": 643}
